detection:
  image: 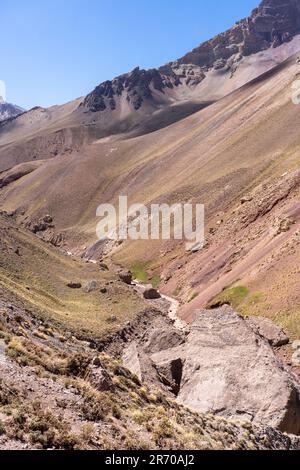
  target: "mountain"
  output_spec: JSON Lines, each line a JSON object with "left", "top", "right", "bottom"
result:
{"left": 0, "top": 101, "right": 24, "bottom": 122}
{"left": 83, "top": 0, "right": 300, "bottom": 114}
{"left": 2, "top": 0, "right": 300, "bottom": 172}
{"left": 0, "top": 2, "right": 299, "bottom": 327}
{"left": 1, "top": 0, "right": 300, "bottom": 450}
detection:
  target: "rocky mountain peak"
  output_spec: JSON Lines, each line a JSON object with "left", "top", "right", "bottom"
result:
{"left": 178, "top": 0, "right": 300, "bottom": 67}
{"left": 0, "top": 102, "right": 24, "bottom": 122}
{"left": 82, "top": 0, "right": 300, "bottom": 114}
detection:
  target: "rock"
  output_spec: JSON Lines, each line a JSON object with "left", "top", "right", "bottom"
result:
{"left": 31, "top": 221, "right": 49, "bottom": 233}
{"left": 106, "top": 315, "right": 117, "bottom": 323}
{"left": 162, "top": 306, "right": 300, "bottom": 434}
{"left": 122, "top": 342, "right": 142, "bottom": 381}
{"left": 88, "top": 366, "right": 114, "bottom": 392}
{"left": 143, "top": 328, "right": 185, "bottom": 354}
{"left": 292, "top": 350, "right": 300, "bottom": 367}
{"left": 100, "top": 287, "right": 108, "bottom": 294}
{"left": 66, "top": 282, "right": 82, "bottom": 289}
{"left": 143, "top": 285, "right": 161, "bottom": 300}
{"left": 275, "top": 217, "right": 294, "bottom": 235}
{"left": 83, "top": 280, "right": 98, "bottom": 293}
{"left": 247, "top": 316, "right": 289, "bottom": 347}
{"left": 99, "top": 262, "right": 109, "bottom": 271}
{"left": 241, "top": 195, "right": 253, "bottom": 204}
{"left": 118, "top": 270, "right": 133, "bottom": 285}
{"left": 43, "top": 214, "right": 53, "bottom": 224}
{"left": 292, "top": 340, "right": 300, "bottom": 351}
{"left": 153, "top": 356, "right": 184, "bottom": 395}
{"left": 92, "top": 356, "right": 102, "bottom": 367}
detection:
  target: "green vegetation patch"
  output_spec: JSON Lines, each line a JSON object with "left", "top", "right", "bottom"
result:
{"left": 131, "top": 261, "right": 161, "bottom": 288}
{"left": 208, "top": 284, "right": 249, "bottom": 309}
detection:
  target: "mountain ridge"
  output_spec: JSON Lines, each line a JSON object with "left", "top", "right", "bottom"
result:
{"left": 82, "top": 0, "right": 300, "bottom": 114}
{"left": 0, "top": 102, "right": 24, "bottom": 122}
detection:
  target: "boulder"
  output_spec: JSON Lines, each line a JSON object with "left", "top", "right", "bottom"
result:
{"left": 246, "top": 316, "right": 289, "bottom": 347}
{"left": 172, "top": 306, "right": 300, "bottom": 434}
{"left": 151, "top": 352, "right": 184, "bottom": 395}
{"left": 118, "top": 270, "right": 133, "bottom": 285}
{"left": 43, "top": 214, "right": 53, "bottom": 224}
{"left": 88, "top": 365, "right": 114, "bottom": 392}
{"left": 66, "top": 282, "right": 82, "bottom": 289}
{"left": 83, "top": 280, "right": 98, "bottom": 293}
{"left": 143, "top": 285, "right": 161, "bottom": 300}
{"left": 122, "top": 342, "right": 142, "bottom": 381}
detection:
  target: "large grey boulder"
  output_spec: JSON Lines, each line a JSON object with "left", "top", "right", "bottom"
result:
{"left": 246, "top": 316, "right": 289, "bottom": 347}
{"left": 149, "top": 306, "right": 300, "bottom": 435}
{"left": 176, "top": 306, "right": 300, "bottom": 435}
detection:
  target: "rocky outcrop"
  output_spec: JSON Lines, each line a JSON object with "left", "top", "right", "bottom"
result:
{"left": 123, "top": 305, "right": 300, "bottom": 435}
{"left": 82, "top": 67, "right": 183, "bottom": 112}
{"left": 175, "top": 307, "right": 300, "bottom": 434}
{"left": 246, "top": 316, "right": 290, "bottom": 347}
{"left": 178, "top": 0, "right": 300, "bottom": 67}
{"left": 82, "top": 1, "right": 300, "bottom": 114}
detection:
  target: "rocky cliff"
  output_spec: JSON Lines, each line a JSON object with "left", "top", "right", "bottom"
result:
{"left": 83, "top": 0, "right": 300, "bottom": 112}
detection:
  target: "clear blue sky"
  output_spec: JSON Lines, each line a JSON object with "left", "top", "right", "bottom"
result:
{"left": 2, "top": 0, "right": 259, "bottom": 109}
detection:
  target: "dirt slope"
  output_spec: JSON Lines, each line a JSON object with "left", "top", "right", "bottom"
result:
{"left": 0, "top": 53, "right": 300, "bottom": 337}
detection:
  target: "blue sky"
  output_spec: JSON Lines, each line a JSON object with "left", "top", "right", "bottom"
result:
{"left": 2, "top": 0, "right": 259, "bottom": 109}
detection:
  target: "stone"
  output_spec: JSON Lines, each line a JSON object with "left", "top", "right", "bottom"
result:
{"left": 143, "top": 328, "right": 184, "bottom": 354}
{"left": 122, "top": 342, "right": 142, "bottom": 381}
{"left": 88, "top": 366, "right": 114, "bottom": 392}
{"left": 99, "top": 262, "right": 109, "bottom": 271}
{"left": 241, "top": 195, "right": 253, "bottom": 204}
{"left": 143, "top": 285, "right": 161, "bottom": 300}
{"left": 153, "top": 357, "right": 184, "bottom": 395}
{"left": 83, "top": 280, "right": 98, "bottom": 293}
{"left": 118, "top": 270, "right": 133, "bottom": 285}
{"left": 66, "top": 282, "right": 82, "bottom": 289}
{"left": 43, "top": 214, "right": 53, "bottom": 224}
{"left": 246, "top": 316, "right": 289, "bottom": 347}
{"left": 107, "top": 315, "right": 117, "bottom": 323}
